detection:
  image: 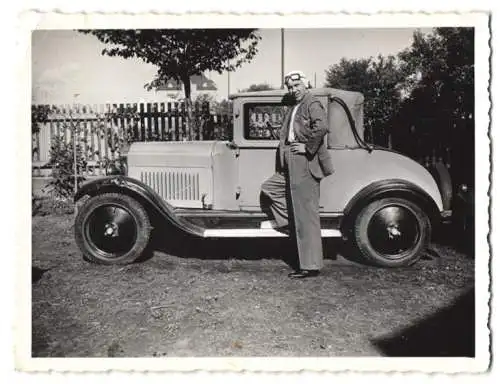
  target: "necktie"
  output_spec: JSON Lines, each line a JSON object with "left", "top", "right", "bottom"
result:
{"left": 288, "top": 105, "right": 299, "bottom": 142}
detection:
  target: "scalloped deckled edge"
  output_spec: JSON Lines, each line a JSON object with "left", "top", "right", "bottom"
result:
{"left": 16, "top": 10, "right": 492, "bottom": 375}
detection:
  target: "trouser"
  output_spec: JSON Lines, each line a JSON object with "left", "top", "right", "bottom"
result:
{"left": 260, "top": 145, "right": 323, "bottom": 270}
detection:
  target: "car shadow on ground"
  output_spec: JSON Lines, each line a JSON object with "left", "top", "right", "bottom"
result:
{"left": 370, "top": 287, "right": 475, "bottom": 357}
{"left": 432, "top": 222, "right": 475, "bottom": 259}
{"left": 138, "top": 222, "right": 473, "bottom": 268}
{"left": 142, "top": 225, "right": 369, "bottom": 269}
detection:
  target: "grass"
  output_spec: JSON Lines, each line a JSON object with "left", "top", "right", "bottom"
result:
{"left": 31, "top": 213, "right": 475, "bottom": 357}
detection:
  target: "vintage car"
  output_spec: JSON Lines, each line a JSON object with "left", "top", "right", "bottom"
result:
{"left": 74, "top": 88, "right": 452, "bottom": 268}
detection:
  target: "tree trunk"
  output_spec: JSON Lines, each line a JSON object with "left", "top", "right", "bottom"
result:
{"left": 182, "top": 76, "right": 194, "bottom": 141}
{"left": 387, "top": 124, "right": 393, "bottom": 149}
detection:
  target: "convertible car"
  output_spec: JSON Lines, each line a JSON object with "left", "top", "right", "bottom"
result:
{"left": 74, "top": 88, "right": 452, "bottom": 268}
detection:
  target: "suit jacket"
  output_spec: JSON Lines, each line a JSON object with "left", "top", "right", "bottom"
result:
{"left": 278, "top": 91, "right": 334, "bottom": 179}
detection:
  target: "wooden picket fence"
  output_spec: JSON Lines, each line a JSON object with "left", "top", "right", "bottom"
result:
{"left": 32, "top": 102, "right": 468, "bottom": 190}
{"left": 32, "top": 101, "right": 233, "bottom": 176}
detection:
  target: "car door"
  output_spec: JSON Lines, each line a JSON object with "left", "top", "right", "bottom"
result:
{"left": 234, "top": 99, "right": 289, "bottom": 211}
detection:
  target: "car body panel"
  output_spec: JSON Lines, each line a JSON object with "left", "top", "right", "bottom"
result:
{"left": 75, "top": 87, "right": 446, "bottom": 240}
{"left": 231, "top": 88, "right": 365, "bottom": 149}
{"left": 320, "top": 148, "right": 444, "bottom": 212}
{"left": 125, "top": 139, "right": 443, "bottom": 214}
{"left": 237, "top": 145, "right": 276, "bottom": 209}
{"left": 127, "top": 141, "right": 239, "bottom": 209}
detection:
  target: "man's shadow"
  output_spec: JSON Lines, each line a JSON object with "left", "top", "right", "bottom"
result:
{"left": 32, "top": 266, "right": 51, "bottom": 283}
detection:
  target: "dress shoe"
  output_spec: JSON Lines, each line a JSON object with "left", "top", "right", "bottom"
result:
{"left": 288, "top": 270, "right": 320, "bottom": 279}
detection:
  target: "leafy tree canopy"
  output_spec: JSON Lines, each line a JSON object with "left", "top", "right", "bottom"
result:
{"left": 398, "top": 27, "right": 474, "bottom": 121}
{"left": 80, "top": 29, "right": 262, "bottom": 101}
{"left": 32, "top": 105, "right": 52, "bottom": 134}
{"left": 324, "top": 27, "right": 474, "bottom": 186}
{"left": 323, "top": 27, "right": 473, "bottom": 146}
{"left": 324, "top": 55, "right": 408, "bottom": 144}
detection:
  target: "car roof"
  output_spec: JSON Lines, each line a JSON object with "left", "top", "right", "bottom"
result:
{"left": 229, "top": 87, "right": 364, "bottom": 101}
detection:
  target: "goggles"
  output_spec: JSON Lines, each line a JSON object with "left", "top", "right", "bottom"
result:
{"left": 285, "top": 72, "right": 305, "bottom": 83}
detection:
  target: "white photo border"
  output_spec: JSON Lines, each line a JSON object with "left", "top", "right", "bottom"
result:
{"left": 17, "top": 10, "right": 491, "bottom": 374}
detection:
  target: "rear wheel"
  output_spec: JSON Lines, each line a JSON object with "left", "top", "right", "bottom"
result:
{"left": 352, "top": 198, "right": 431, "bottom": 267}
{"left": 75, "top": 193, "right": 152, "bottom": 265}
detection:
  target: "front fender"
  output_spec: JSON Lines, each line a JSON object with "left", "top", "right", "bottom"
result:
{"left": 74, "top": 176, "right": 204, "bottom": 237}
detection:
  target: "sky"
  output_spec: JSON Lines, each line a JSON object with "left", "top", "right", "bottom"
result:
{"left": 32, "top": 28, "right": 433, "bottom": 104}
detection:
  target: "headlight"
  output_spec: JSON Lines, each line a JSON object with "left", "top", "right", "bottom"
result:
{"left": 105, "top": 157, "right": 128, "bottom": 176}
{"left": 117, "top": 155, "right": 128, "bottom": 176}
{"left": 460, "top": 184, "right": 468, "bottom": 193}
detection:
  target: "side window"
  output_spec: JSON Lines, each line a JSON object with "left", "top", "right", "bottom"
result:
{"left": 244, "top": 103, "right": 289, "bottom": 140}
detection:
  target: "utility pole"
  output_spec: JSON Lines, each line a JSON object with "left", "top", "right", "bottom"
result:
{"left": 281, "top": 28, "right": 285, "bottom": 89}
{"left": 71, "top": 93, "right": 80, "bottom": 215}
{"left": 314, "top": 73, "right": 317, "bottom": 88}
{"left": 227, "top": 60, "right": 231, "bottom": 98}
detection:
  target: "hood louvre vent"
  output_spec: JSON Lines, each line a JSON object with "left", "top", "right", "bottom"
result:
{"left": 141, "top": 170, "right": 201, "bottom": 202}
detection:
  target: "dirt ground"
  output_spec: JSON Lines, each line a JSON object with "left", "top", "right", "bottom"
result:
{"left": 31, "top": 213, "right": 475, "bottom": 357}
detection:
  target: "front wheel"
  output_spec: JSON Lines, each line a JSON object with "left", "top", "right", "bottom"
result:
{"left": 352, "top": 198, "right": 431, "bottom": 267}
{"left": 75, "top": 193, "right": 152, "bottom": 265}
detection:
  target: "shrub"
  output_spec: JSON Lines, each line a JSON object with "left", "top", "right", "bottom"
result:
{"left": 32, "top": 195, "right": 75, "bottom": 216}
{"left": 46, "top": 133, "right": 88, "bottom": 199}
{"left": 32, "top": 105, "right": 52, "bottom": 134}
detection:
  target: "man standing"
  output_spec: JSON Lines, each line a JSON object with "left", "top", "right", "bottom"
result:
{"left": 260, "top": 70, "right": 334, "bottom": 279}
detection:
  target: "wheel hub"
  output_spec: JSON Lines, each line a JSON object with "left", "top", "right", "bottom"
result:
{"left": 104, "top": 223, "right": 119, "bottom": 237}
{"left": 367, "top": 205, "right": 420, "bottom": 257}
{"left": 84, "top": 204, "right": 138, "bottom": 258}
{"left": 386, "top": 224, "right": 401, "bottom": 239}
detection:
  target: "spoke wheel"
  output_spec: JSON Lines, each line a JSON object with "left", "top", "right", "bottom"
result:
{"left": 75, "top": 193, "right": 151, "bottom": 265}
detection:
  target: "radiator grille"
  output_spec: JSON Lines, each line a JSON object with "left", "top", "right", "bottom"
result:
{"left": 140, "top": 170, "right": 201, "bottom": 201}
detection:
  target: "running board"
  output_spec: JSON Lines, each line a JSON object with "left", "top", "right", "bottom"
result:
{"left": 203, "top": 228, "right": 341, "bottom": 238}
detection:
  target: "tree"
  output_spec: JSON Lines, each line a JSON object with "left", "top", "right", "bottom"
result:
{"left": 239, "top": 83, "right": 276, "bottom": 92}
{"left": 324, "top": 58, "right": 372, "bottom": 93}
{"left": 398, "top": 28, "right": 474, "bottom": 122}
{"left": 397, "top": 27, "right": 474, "bottom": 186}
{"left": 322, "top": 28, "right": 474, "bottom": 186}
{"left": 80, "top": 29, "right": 261, "bottom": 138}
{"left": 32, "top": 105, "right": 52, "bottom": 134}
{"left": 193, "top": 93, "right": 216, "bottom": 105}
{"left": 324, "top": 55, "right": 408, "bottom": 146}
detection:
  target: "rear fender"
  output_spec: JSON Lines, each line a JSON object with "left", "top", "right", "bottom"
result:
{"left": 74, "top": 176, "right": 204, "bottom": 237}
{"left": 341, "top": 179, "right": 441, "bottom": 237}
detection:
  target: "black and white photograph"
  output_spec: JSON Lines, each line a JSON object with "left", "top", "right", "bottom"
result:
{"left": 21, "top": 11, "right": 490, "bottom": 373}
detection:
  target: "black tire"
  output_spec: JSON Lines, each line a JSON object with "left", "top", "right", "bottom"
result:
{"left": 353, "top": 198, "right": 431, "bottom": 268}
{"left": 75, "top": 193, "right": 152, "bottom": 265}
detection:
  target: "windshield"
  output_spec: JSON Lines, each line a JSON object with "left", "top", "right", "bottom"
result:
{"left": 244, "top": 103, "right": 288, "bottom": 140}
